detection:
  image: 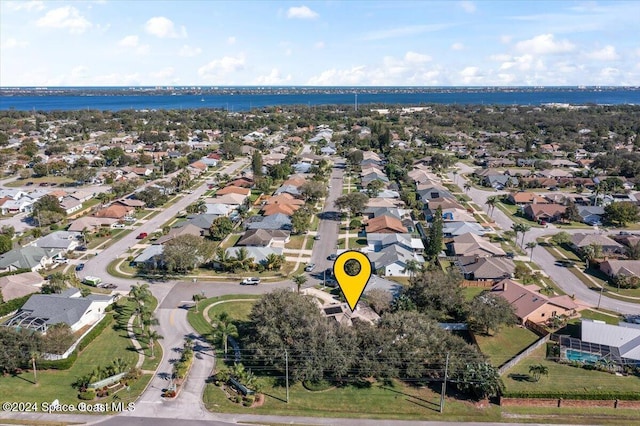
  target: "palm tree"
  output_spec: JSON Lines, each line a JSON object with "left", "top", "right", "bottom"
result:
{"left": 526, "top": 241, "right": 537, "bottom": 262}
{"left": 486, "top": 196, "right": 497, "bottom": 218}
{"left": 511, "top": 223, "right": 521, "bottom": 246}
{"left": 452, "top": 170, "right": 457, "bottom": 183}
{"left": 402, "top": 259, "right": 420, "bottom": 277}
{"left": 519, "top": 223, "right": 531, "bottom": 247}
{"left": 463, "top": 182, "right": 471, "bottom": 192}
{"left": 625, "top": 241, "right": 640, "bottom": 260}
{"left": 232, "top": 247, "right": 254, "bottom": 271}
{"left": 147, "top": 329, "right": 163, "bottom": 359}
{"left": 129, "top": 283, "right": 152, "bottom": 326}
{"left": 215, "top": 247, "right": 231, "bottom": 272}
{"left": 528, "top": 364, "right": 549, "bottom": 382}
{"left": 212, "top": 313, "right": 238, "bottom": 357}
{"left": 30, "top": 350, "right": 39, "bottom": 384}
{"left": 186, "top": 200, "right": 206, "bottom": 214}
{"left": 264, "top": 253, "right": 284, "bottom": 271}
{"left": 292, "top": 274, "right": 307, "bottom": 293}
{"left": 192, "top": 293, "right": 205, "bottom": 313}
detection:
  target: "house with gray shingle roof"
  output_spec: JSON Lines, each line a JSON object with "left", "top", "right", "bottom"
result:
{"left": 30, "top": 231, "right": 81, "bottom": 252}
{"left": 0, "top": 246, "right": 58, "bottom": 272}
{"left": 369, "top": 244, "right": 425, "bottom": 277}
{"left": 3, "top": 288, "right": 114, "bottom": 333}
{"left": 246, "top": 213, "right": 292, "bottom": 231}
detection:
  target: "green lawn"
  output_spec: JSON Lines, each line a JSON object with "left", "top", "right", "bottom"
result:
{"left": 475, "top": 326, "right": 540, "bottom": 367}
{"left": 286, "top": 235, "right": 306, "bottom": 250}
{"left": 503, "top": 345, "right": 640, "bottom": 397}
{"left": 348, "top": 236, "right": 368, "bottom": 248}
{"left": 0, "top": 313, "right": 139, "bottom": 405}
{"left": 220, "top": 233, "right": 241, "bottom": 249}
{"left": 188, "top": 296, "right": 259, "bottom": 346}
{"left": 462, "top": 286, "right": 485, "bottom": 301}
{"left": 202, "top": 377, "right": 502, "bottom": 421}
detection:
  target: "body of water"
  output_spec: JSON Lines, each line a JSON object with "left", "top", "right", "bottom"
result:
{"left": 1, "top": 88, "right": 639, "bottom": 112}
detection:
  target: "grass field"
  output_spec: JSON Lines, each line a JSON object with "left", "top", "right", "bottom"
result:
{"left": 203, "top": 377, "right": 503, "bottom": 421}
{"left": 475, "top": 326, "right": 540, "bottom": 367}
{"left": 503, "top": 345, "right": 640, "bottom": 396}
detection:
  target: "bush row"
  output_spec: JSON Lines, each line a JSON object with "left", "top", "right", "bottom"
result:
{"left": 503, "top": 391, "right": 640, "bottom": 400}
{"left": 0, "top": 294, "right": 31, "bottom": 317}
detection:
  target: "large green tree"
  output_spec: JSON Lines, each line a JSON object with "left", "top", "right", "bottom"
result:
{"left": 334, "top": 192, "right": 369, "bottom": 216}
{"left": 425, "top": 206, "right": 444, "bottom": 259}
{"left": 604, "top": 201, "right": 639, "bottom": 227}
{"left": 468, "top": 292, "right": 518, "bottom": 335}
{"left": 403, "top": 268, "right": 466, "bottom": 321}
{"left": 163, "top": 234, "right": 215, "bottom": 273}
{"left": 209, "top": 216, "right": 234, "bottom": 241}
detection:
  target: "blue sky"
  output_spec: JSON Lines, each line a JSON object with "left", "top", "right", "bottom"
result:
{"left": 1, "top": 0, "right": 639, "bottom": 86}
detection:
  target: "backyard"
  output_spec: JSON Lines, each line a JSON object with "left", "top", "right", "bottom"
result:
{"left": 475, "top": 326, "right": 540, "bottom": 368}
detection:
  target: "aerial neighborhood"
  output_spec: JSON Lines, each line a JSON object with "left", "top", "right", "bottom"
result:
{"left": 1, "top": 103, "right": 640, "bottom": 423}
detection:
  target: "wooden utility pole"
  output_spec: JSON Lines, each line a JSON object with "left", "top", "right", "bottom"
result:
{"left": 285, "top": 350, "right": 289, "bottom": 403}
{"left": 439, "top": 352, "right": 450, "bottom": 413}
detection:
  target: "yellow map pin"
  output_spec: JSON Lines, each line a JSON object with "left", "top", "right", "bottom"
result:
{"left": 332, "top": 250, "right": 372, "bottom": 311}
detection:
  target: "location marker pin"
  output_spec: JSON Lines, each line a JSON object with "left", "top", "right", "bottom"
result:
{"left": 333, "top": 250, "right": 373, "bottom": 311}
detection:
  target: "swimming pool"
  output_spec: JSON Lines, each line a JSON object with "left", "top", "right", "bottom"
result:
{"left": 566, "top": 349, "right": 602, "bottom": 363}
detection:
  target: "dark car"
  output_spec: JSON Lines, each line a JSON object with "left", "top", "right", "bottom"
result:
{"left": 327, "top": 254, "right": 338, "bottom": 261}
{"left": 75, "top": 263, "right": 85, "bottom": 271}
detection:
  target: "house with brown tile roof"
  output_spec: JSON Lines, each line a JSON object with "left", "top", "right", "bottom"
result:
{"left": 213, "top": 193, "right": 248, "bottom": 206}
{"left": 490, "top": 278, "right": 579, "bottom": 324}
{"left": 0, "top": 271, "right": 44, "bottom": 302}
{"left": 523, "top": 203, "right": 567, "bottom": 222}
{"left": 571, "top": 233, "right": 624, "bottom": 254}
{"left": 365, "top": 215, "right": 407, "bottom": 234}
{"left": 281, "top": 177, "right": 306, "bottom": 188}
{"left": 265, "top": 193, "right": 305, "bottom": 206}
{"left": 600, "top": 259, "right": 640, "bottom": 278}
{"left": 261, "top": 203, "right": 299, "bottom": 216}
{"left": 451, "top": 232, "right": 506, "bottom": 257}
{"left": 217, "top": 186, "right": 251, "bottom": 196}
{"left": 507, "top": 191, "right": 549, "bottom": 206}
{"left": 94, "top": 204, "right": 134, "bottom": 219}
{"left": 227, "top": 177, "right": 254, "bottom": 188}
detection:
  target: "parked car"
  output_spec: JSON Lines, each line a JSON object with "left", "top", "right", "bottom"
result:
{"left": 136, "top": 232, "right": 148, "bottom": 239}
{"left": 99, "top": 283, "right": 117, "bottom": 289}
{"left": 76, "top": 245, "right": 87, "bottom": 251}
{"left": 327, "top": 254, "right": 338, "bottom": 261}
{"left": 75, "top": 263, "right": 85, "bottom": 271}
{"left": 55, "top": 257, "right": 68, "bottom": 264}
{"left": 305, "top": 263, "right": 316, "bottom": 272}
{"left": 313, "top": 235, "right": 320, "bottom": 240}
{"left": 240, "top": 277, "right": 261, "bottom": 285}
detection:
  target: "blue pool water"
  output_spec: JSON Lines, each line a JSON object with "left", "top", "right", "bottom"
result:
{"left": 566, "top": 349, "right": 602, "bottom": 363}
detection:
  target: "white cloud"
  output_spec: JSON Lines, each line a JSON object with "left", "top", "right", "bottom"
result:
{"left": 254, "top": 69, "right": 292, "bottom": 85}
{"left": 459, "top": 1, "right": 476, "bottom": 14}
{"left": 5, "top": 1, "right": 44, "bottom": 12}
{"left": 451, "top": 42, "right": 464, "bottom": 51}
{"left": 404, "top": 51, "right": 431, "bottom": 64}
{"left": 36, "top": 6, "right": 92, "bottom": 34}
{"left": 363, "top": 24, "right": 452, "bottom": 41}
{"left": 585, "top": 45, "right": 619, "bottom": 61}
{"left": 286, "top": 6, "right": 318, "bottom": 20}
{"left": 515, "top": 34, "right": 575, "bottom": 55}
{"left": 150, "top": 67, "right": 176, "bottom": 81}
{"left": 314, "top": 41, "right": 325, "bottom": 49}
{"left": 307, "top": 66, "right": 367, "bottom": 85}
{"left": 119, "top": 35, "right": 139, "bottom": 48}
{"left": 459, "top": 67, "right": 483, "bottom": 84}
{"left": 179, "top": 45, "right": 202, "bottom": 57}
{"left": 227, "top": 36, "right": 236, "bottom": 45}
{"left": 70, "top": 65, "right": 89, "bottom": 80}
{"left": 500, "top": 35, "right": 512, "bottom": 44}
{"left": 1, "top": 37, "right": 29, "bottom": 49}
{"left": 198, "top": 55, "right": 245, "bottom": 80}
{"left": 490, "top": 53, "right": 512, "bottom": 62}
{"left": 145, "top": 16, "right": 186, "bottom": 38}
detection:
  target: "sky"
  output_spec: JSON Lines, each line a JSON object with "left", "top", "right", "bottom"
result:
{"left": 1, "top": 0, "right": 639, "bottom": 87}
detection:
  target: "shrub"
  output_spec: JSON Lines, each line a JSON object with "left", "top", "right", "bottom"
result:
{"left": 38, "top": 350, "right": 77, "bottom": 370}
{"left": 78, "top": 390, "right": 95, "bottom": 400}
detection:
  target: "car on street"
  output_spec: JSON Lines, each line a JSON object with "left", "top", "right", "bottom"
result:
{"left": 98, "top": 283, "right": 117, "bottom": 289}
{"left": 75, "top": 263, "right": 85, "bottom": 271}
{"left": 313, "top": 235, "right": 320, "bottom": 240}
{"left": 136, "top": 232, "right": 148, "bottom": 239}
{"left": 304, "top": 263, "right": 316, "bottom": 272}
{"left": 327, "top": 254, "right": 338, "bottom": 261}
{"left": 240, "top": 277, "right": 261, "bottom": 285}
{"left": 556, "top": 259, "right": 576, "bottom": 267}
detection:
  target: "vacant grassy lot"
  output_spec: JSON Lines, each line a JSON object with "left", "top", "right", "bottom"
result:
{"left": 203, "top": 377, "right": 502, "bottom": 421}
{"left": 475, "top": 326, "right": 540, "bottom": 367}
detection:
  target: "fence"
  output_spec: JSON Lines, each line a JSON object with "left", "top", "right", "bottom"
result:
{"left": 525, "top": 319, "right": 550, "bottom": 337}
{"left": 460, "top": 280, "right": 494, "bottom": 288}
{"left": 89, "top": 372, "right": 127, "bottom": 389}
{"left": 498, "top": 334, "right": 550, "bottom": 375}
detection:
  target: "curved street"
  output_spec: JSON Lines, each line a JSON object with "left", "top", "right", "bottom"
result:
{"left": 452, "top": 163, "right": 640, "bottom": 315}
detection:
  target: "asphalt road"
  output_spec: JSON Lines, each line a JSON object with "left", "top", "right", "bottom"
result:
{"left": 307, "top": 158, "right": 345, "bottom": 283}
{"left": 452, "top": 163, "right": 640, "bottom": 315}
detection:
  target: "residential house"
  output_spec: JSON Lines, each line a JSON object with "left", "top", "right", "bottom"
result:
{"left": 60, "top": 197, "right": 84, "bottom": 215}
{"left": 579, "top": 320, "right": 640, "bottom": 365}
{"left": 484, "top": 175, "right": 518, "bottom": 189}
{"left": 507, "top": 192, "right": 549, "bottom": 206}
{"left": 246, "top": 213, "right": 292, "bottom": 231}
{"left": 236, "top": 229, "right": 290, "bottom": 247}
{"left": 0, "top": 271, "right": 44, "bottom": 302}
{"left": 577, "top": 206, "right": 606, "bottom": 226}
{"left": 212, "top": 193, "right": 248, "bottom": 207}
{"left": 217, "top": 186, "right": 251, "bottom": 197}
{"left": 154, "top": 223, "right": 203, "bottom": 245}
{"left": 366, "top": 233, "right": 424, "bottom": 254}
{"left": 365, "top": 215, "right": 407, "bottom": 234}
{"left": 442, "top": 221, "right": 489, "bottom": 237}
{"left": 0, "top": 246, "right": 58, "bottom": 272}
{"left": 116, "top": 199, "right": 146, "bottom": 209}
{"left": 600, "top": 259, "right": 640, "bottom": 278}
{"left": 69, "top": 190, "right": 93, "bottom": 203}
{"left": 225, "top": 246, "right": 284, "bottom": 265}
{"left": 273, "top": 184, "right": 302, "bottom": 198}
{"left": 67, "top": 216, "right": 117, "bottom": 232}
{"left": 457, "top": 256, "right": 515, "bottom": 281}
{"left": 200, "top": 155, "right": 218, "bottom": 167}
{"left": 94, "top": 204, "right": 134, "bottom": 219}
{"left": 227, "top": 177, "right": 254, "bottom": 188}
{"left": 369, "top": 244, "right": 425, "bottom": 277}
{"left": 187, "top": 160, "right": 207, "bottom": 175}
{"left": 3, "top": 288, "right": 114, "bottom": 333}
{"left": 416, "top": 186, "right": 454, "bottom": 203}
{"left": 367, "top": 197, "right": 404, "bottom": 209}
{"left": 450, "top": 233, "right": 506, "bottom": 257}
{"left": 441, "top": 208, "right": 477, "bottom": 223}
{"left": 30, "top": 231, "right": 81, "bottom": 252}
{"left": 490, "top": 279, "right": 579, "bottom": 325}
{"left": 261, "top": 203, "right": 299, "bottom": 217}
{"left": 132, "top": 245, "right": 164, "bottom": 268}
{"left": 204, "top": 203, "right": 232, "bottom": 216}
{"left": 523, "top": 204, "right": 567, "bottom": 223}
{"left": 571, "top": 233, "right": 624, "bottom": 255}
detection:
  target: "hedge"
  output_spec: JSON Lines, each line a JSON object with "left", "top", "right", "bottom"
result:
{"left": 0, "top": 294, "right": 31, "bottom": 317}
{"left": 503, "top": 391, "right": 640, "bottom": 401}
{"left": 0, "top": 268, "right": 31, "bottom": 279}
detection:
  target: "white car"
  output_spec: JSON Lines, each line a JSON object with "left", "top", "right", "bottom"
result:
{"left": 240, "top": 277, "right": 261, "bottom": 285}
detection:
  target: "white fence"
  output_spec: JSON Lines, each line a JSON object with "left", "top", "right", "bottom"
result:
{"left": 42, "top": 314, "right": 107, "bottom": 361}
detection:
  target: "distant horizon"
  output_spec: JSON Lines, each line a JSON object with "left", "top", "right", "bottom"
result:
{"left": 3, "top": 85, "right": 639, "bottom": 90}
